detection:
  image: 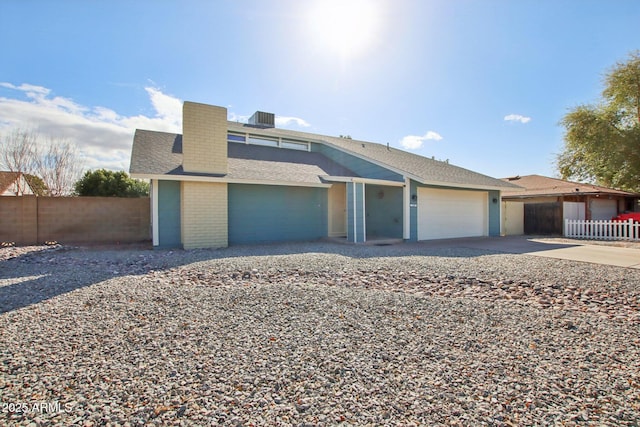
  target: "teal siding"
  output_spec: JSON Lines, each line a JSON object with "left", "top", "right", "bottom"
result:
{"left": 228, "top": 184, "right": 327, "bottom": 244}
{"left": 157, "top": 180, "right": 181, "bottom": 248}
{"left": 365, "top": 185, "right": 403, "bottom": 238}
{"left": 313, "top": 143, "right": 403, "bottom": 182}
{"left": 488, "top": 190, "right": 501, "bottom": 236}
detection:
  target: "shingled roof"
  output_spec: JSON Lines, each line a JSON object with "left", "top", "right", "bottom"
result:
{"left": 226, "top": 122, "right": 517, "bottom": 190}
{"left": 130, "top": 129, "right": 358, "bottom": 185}
{"left": 0, "top": 171, "right": 22, "bottom": 194}
{"left": 0, "top": 171, "right": 37, "bottom": 195}
{"left": 501, "top": 174, "right": 637, "bottom": 197}
{"left": 131, "top": 122, "right": 518, "bottom": 190}
{"left": 130, "top": 130, "right": 184, "bottom": 176}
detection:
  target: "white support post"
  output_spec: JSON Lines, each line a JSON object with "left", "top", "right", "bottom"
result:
{"left": 403, "top": 177, "right": 410, "bottom": 240}
{"left": 151, "top": 179, "right": 159, "bottom": 246}
{"left": 362, "top": 183, "right": 366, "bottom": 243}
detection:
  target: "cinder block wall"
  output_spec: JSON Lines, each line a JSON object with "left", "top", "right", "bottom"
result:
{"left": 38, "top": 197, "right": 150, "bottom": 243}
{"left": 0, "top": 197, "right": 150, "bottom": 245}
{"left": 0, "top": 196, "right": 37, "bottom": 244}
{"left": 181, "top": 182, "right": 228, "bottom": 249}
{"left": 182, "top": 102, "right": 228, "bottom": 175}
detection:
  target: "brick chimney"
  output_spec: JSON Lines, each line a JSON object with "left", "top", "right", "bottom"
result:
{"left": 182, "top": 102, "right": 228, "bottom": 174}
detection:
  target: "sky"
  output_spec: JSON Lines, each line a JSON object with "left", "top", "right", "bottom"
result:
{"left": 1, "top": 0, "right": 639, "bottom": 180}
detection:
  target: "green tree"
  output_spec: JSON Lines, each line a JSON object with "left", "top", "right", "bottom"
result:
{"left": 24, "top": 173, "right": 49, "bottom": 196}
{"left": 74, "top": 169, "right": 149, "bottom": 197}
{"left": 557, "top": 50, "right": 640, "bottom": 192}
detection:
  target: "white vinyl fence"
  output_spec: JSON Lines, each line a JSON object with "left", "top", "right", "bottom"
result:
{"left": 565, "top": 219, "right": 640, "bottom": 241}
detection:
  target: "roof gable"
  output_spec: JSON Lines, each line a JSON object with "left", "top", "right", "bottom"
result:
{"left": 0, "top": 171, "right": 36, "bottom": 195}
{"left": 0, "top": 171, "right": 21, "bottom": 193}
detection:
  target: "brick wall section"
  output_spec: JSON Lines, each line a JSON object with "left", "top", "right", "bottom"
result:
{"left": 0, "top": 196, "right": 37, "bottom": 244}
{"left": 182, "top": 102, "right": 228, "bottom": 175}
{"left": 181, "top": 182, "right": 228, "bottom": 249}
{"left": 21, "top": 196, "right": 38, "bottom": 244}
{"left": 0, "top": 196, "right": 150, "bottom": 245}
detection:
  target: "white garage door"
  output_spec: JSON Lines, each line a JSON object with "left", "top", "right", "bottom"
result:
{"left": 590, "top": 199, "right": 617, "bottom": 220}
{"left": 418, "top": 188, "right": 488, "bottom": 240}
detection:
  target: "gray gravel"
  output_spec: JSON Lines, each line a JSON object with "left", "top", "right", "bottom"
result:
{"left": 1, "top": 241, "right": 639, "bottom": 426}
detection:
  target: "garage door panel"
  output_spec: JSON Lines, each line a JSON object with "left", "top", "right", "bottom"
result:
{"left": 418, "top": 188, "right": 487, "bottom": 240}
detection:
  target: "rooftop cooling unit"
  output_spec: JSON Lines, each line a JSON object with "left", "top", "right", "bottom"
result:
{"left": 249, "top": 111, "right": 275, "bottom": 128}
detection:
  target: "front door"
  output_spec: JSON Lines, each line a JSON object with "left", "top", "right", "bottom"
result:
{"left": 328, "top": 183, "right": 347, "bottom": 237}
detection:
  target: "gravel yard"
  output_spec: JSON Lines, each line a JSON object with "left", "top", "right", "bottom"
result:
{"left": 1, "top": 241, "right": 639, "bottom": 426}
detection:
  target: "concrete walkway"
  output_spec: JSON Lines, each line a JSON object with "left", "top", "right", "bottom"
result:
{"left": 525, "top": 239, "right": 640, "bottom": 269}
{"left": 424, "top": 236, "right": 640, "bottom": 269}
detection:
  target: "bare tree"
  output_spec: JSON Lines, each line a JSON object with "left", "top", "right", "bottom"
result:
{"left": 37, "top": 137, "right": 83, "bottom": 196}
{"left": 0, "top": 128, "right": 39, "bottom": 194}
{"left": 0, "top": 127, "right": 84, "bottom": 196}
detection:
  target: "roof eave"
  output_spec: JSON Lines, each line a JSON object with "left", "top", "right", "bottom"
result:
{"left": 319, "top": 140, "right": 418, "bottom": 181}
{"left": 502, "top": 191, "right": 639, "bottom": 198}
{"left": 319, "top": 140, "right": 515, "bottom": 191}
{"left": 320, "top": 175, "right": 405, "bottom": 187}
{"left": 416, "top": 178, "right": 515, "bottom": 191}
{"left": 131, "top": 173, "right": 331, "bottom": 188}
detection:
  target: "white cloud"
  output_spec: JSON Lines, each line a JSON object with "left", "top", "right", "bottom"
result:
{"left": 275, "top": 115, "right": 310, "bottom": 128}
{"left": 228, "top": 112, "right": 250, "bottom": 123}
{"left": 0, "top": 84, "right": 313, "bottom": 172}
{"left": 504, "top": 114, "right": 531, "bottom": 124}
{"left": 145, "top": 87, "right": 182, "bottom": 128}
{"left": 228, "top": 112, "right": 310, "bottom": 128}
{"left": 0, "top": 83, "right": 183, "bottom": 171}
{"left": 0, "top": 82, "right": 51, "bottom": 98}
{"left": 399, "top": 131, "right": 443, "bottom": 150}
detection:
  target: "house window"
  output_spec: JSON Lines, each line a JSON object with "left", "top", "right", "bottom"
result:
{"left": 248, "top": 135, "right": 279, "bottom": 147}
{"left": 228, "top": 133, "right": 246, "bottom": 143}
{"left": 281, "top": 139, "right": 309, "bottom": 151}
{"left": 227, "top": 132, "right": 310, "bottom": 151}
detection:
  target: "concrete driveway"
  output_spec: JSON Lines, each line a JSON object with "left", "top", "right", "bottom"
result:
{"left": 424, "top": 235, "right": 640, "bottom": 269}
{"left": 524, "top": 239, "right": 640, "bottom": 268}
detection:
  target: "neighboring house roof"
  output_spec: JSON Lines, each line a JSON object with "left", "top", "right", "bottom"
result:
{"left": 0, "top": 171, "right": 21, "bottom": 194}
{"left": 0, "top": 171, "right": 35, "bottom": 196}
{"left": 130, "top": 129, "right": 358, "bottom": 185}
{"left": 501, "top": 174, "right": 638, "bottom": 198}
{"left": 131, "top": 121, "right": 518, "bottom": 190}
